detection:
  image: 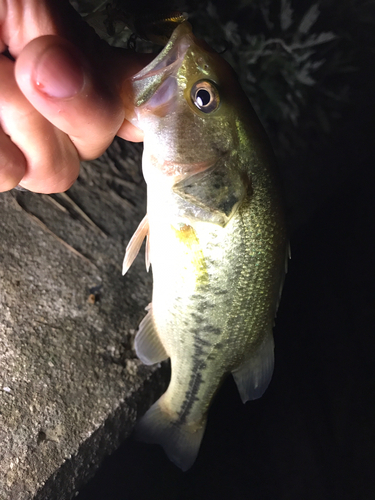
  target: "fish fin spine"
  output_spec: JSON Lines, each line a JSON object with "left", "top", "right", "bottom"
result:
{"left": 145, "top": 233, "right": 151, "bottom": 272}
{"left": 275, "top": 241, "right": 290, "bottom": 313}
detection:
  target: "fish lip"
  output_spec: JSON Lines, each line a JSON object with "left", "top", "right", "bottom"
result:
{"left": 129, "top": 23, "right": 194, "bottom": 110}
{"left": 131, "top": 58, "right": 180, "bottom": 83}
{"left": 131, "top": 21, "right": 194, "bottom": 84}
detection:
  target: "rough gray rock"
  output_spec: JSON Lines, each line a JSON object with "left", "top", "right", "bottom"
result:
{"left": 0, "top": 139, "right": 167, "bottom": 500}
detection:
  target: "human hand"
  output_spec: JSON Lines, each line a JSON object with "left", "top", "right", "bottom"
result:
{"left": 0, "top": 0, "right": 148, "bottom": 193}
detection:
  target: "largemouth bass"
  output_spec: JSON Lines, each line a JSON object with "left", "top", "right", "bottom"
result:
{"left": 122, "top": 21, "right": 288, "bottom": 471}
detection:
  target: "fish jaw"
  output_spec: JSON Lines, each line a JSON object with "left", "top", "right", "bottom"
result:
{"left": 122, "top": 21, "right": 193, "bottom": 131}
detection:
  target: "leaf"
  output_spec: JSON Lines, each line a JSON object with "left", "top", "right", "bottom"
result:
{"left": 298, "top": 3, "right": 320, "bottom": 34}
{"left": 224, "top": 21, "right": 241, "bottom": 47}
{"left": 294, "top": 50, "right": 316, "bottom": 63}
{"left": 207, "top": 2, "right": 219, "bottom": 20}
{"left": 260, "top": 1, "right": 274, "bottom": 31}
{"left": 298, "top": 32, "right": 337, "bottom": 48}
{"left": 280, "top": 0, "right": 294, "bottom": 31}
{"left": 295, "top": 66, "right": 316, "bottom": 86}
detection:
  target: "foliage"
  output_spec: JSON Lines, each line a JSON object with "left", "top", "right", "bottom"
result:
{"left": 187, "top": 0, "right": 358, "bottom": 158}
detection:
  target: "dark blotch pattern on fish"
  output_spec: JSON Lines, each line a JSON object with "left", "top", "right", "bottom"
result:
{"left": 177, "top": 300, "right": 221, "bottom": 423}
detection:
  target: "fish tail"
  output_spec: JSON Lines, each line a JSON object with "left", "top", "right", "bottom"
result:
{"left": 135, "top": 397, "right": 206, "bottom": 471}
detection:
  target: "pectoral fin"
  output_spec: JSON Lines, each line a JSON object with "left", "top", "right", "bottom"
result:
{"left": 145, "top": 234, "right": 151, "bottom": 272}
{"left": 232, "top": 332, "right": 274, "bottom": 403}
{"left": 135, "top": 307, "right": 169, "bottom": 365}
{"left": 122, "top": 215, "right": 149, "bottom": 275}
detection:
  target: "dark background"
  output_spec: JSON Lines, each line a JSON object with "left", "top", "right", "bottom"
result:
{"left": 76, "top": 0, "right": 374, "bottom": 498}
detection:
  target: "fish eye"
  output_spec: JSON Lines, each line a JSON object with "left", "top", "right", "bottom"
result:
{"left": 191, "top": 80, "right": 220, "bottom": 113}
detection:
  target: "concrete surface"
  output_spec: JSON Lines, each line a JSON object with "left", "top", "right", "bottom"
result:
{"left": 0, "top": 139, "right": 167, "bottom": 500}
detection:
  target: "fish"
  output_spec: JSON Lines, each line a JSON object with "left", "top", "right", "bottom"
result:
{"left": 122, "top": 20, "right": 288, "bottom": 471}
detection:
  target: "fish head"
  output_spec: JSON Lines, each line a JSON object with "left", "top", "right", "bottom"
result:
{"left": 125, "top": 21, "right": 271, "bottom": 224}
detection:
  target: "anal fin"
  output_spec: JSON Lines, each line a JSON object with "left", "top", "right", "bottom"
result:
{"left": 135, "top": 306, "right": 168, "bottom": 365}
{"left": 232, "top": 332, "right": 274, "bottom": 403}
{"left": 122, "top": 215, "right": 149, "bottom": 275}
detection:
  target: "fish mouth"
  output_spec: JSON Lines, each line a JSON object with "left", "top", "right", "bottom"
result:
{"left": 131, "top": 22, "right": 194, "bottom": 108}
{"left": 132, "top": 21, "right": 193, "bottom": 81}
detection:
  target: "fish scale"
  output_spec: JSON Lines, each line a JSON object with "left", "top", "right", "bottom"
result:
{"left": 122, "top": 20, "right": 287, "bottom": 470}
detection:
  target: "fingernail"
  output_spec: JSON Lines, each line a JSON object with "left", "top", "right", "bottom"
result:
{"left": 34, "top": 45, "right": 84, "bottom": 98}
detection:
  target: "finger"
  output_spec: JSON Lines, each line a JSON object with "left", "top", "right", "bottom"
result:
{"left": 0, "top": 128, "right": 26, "bottom": 192}
{"left": 15, "top": 35, "right": 125, "bottom": 159}
{"left": 0, "top": 54, "right": 80, "bottom": 193}
{"left": 2, "top": 0, "right": 94, "bottom": 57}
{"left": 5, "top": 0, "right": 149, "bottom": 150}
{"left": 117, "top": 120, "right": 144, "bottom": 143}
{"left": 15, "top": 35, "right": 149, "bottom": 158}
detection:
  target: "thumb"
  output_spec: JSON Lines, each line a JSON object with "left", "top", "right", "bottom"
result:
{"left": 15, "top": 35, "right": 140, "bottom": 160}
